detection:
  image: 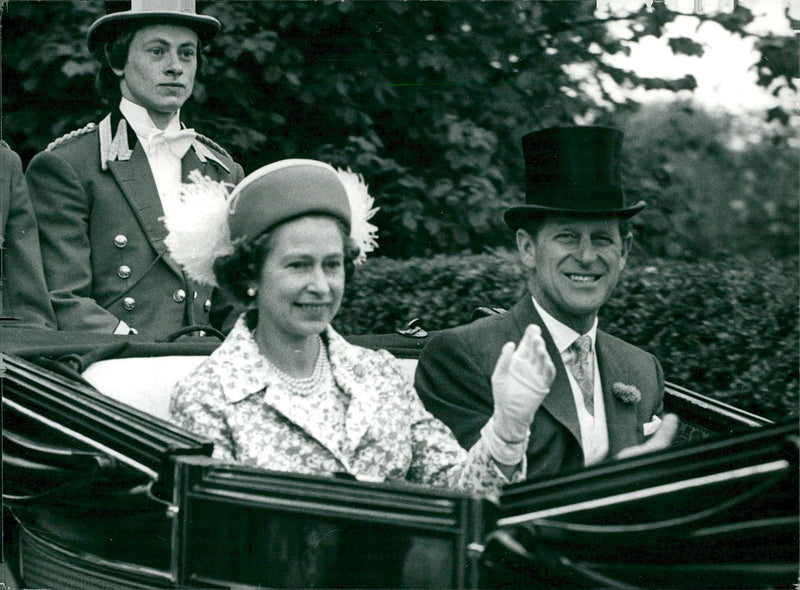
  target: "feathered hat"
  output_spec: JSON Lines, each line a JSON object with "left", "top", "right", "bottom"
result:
{"left": 87, "top": 0, "right": 221, "bottom": 54}
{"left": 163, "top": 160, "right": 379, "bottom": 287}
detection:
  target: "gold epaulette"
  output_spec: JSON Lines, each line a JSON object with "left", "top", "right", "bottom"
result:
{"left": 46, "top": 122, "right": 97, "bottom": 151}
{"left": 195, "top": 134, "right": 232, "bottom": 160}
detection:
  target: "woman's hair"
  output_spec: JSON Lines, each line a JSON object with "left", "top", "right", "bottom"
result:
{"left": 213, "top": 215, "right": 360, "bottom": 304}
{"left": 93, "top": 25, "right": 205, "bottom": 105}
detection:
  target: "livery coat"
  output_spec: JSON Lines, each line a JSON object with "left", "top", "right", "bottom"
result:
{"left": 0, "top": 142, "right": 56, "bottom": 328}
{"left": 25, "top": 112, "right": 244, "bottom": 338}
{"left": 415, "top": 296, "right": 664, "bottom": 480}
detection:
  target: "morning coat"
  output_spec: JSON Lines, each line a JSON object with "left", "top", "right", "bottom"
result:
{"left": 415, "top": 295, "right": 664, "bottom": 480}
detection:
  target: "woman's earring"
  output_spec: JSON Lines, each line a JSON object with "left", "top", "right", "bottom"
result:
{"left": 246, "top": 285, "right": 257, "bottom": 298}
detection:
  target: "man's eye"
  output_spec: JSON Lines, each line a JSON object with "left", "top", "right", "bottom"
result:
{"left": 150, "top": 48, "right": 164, "bottom": 56}
{"left": 180, "top": 50, "right": 196, "bottom": 59}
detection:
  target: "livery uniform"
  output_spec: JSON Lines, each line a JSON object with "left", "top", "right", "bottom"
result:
{"left": 26, "top": 106, "right": 244, "bottom": 338}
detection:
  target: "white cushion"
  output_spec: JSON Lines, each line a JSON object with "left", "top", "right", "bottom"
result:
{"left": 82, "top": 356, "right": 207, "bottom": 421}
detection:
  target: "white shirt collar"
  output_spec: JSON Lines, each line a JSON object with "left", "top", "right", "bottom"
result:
{"left": 119, "top": 97, "right": 181, "bottom": 137}
{"left": 530, "top": 294, "right": 598, "bottom": 355}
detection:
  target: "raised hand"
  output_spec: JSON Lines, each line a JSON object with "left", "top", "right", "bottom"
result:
{"left": 490, "top": 324, "right": 556, "bottom": 445}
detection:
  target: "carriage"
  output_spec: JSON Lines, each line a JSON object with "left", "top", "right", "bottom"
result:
{"left": 2, "top": 320, "right": 797, "bottom": 589}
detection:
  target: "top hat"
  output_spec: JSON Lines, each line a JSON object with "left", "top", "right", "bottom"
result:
{"left": 503, "top": 126, "right": 645, "bottom": 230}
{"left": 228, "top": 160, "right": 352, "bottom": 246}
{"left": 87, "top": 0, "right": 221, "bottom": 54}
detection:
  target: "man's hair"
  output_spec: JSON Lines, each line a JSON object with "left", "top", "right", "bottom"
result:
{"left": 213, "top": 216, "right": 360, "bottom": 305}
{"left": 93, "top": 26, "right": 205, "bottom": 105}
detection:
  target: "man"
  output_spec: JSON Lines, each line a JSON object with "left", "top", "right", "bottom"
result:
{"left": 26, "top": 0, "right": 244, "bottom": 337}
{"left": 415, "top": 126, "right": 676, "bottom": 480}
{"left": 0, "top": 141, "right": 56, "bottom": 328}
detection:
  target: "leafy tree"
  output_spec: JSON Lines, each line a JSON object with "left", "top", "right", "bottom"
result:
{"left": 1, "top": 0, "right": 794, "bottom": 259}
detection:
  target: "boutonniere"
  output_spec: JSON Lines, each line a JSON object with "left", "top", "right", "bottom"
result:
{"left": 613, "top": 382, "right": 642, "bottom": 404}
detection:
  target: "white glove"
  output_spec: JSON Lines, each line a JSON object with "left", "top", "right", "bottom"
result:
{"left": 483, "top": 324, "right": 556, "bottom": 465}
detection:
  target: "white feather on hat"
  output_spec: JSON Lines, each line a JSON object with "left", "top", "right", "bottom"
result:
{"left": 163, "top": 163, "right": 379, "bottom": 287}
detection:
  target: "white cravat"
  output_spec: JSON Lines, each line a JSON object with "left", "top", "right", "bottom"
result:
{"left": 530, "top": 296, "right": 609, "bottom": 465}
{"left": 119, "top": 98, "right": 195, "bottom": 221}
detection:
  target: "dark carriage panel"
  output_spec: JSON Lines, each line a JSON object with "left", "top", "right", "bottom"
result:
{"left": 173, "top": 456, "right": 490, "bottom": 589}
{"left": 484, "top": 420, "right": 799, "bottom": 589}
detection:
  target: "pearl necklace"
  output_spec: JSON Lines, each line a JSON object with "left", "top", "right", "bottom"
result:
{"left": 265, "top": 336, "right": 330, "bottom": 396}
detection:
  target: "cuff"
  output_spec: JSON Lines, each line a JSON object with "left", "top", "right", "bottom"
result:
{"left": 481, "top": 417, "right": 529, "bottom": 466}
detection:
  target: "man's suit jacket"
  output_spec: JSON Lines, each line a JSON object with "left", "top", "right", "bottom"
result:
{"left": 26, "top": 112, "right": 244, "bottom": 338}
{"left": 0, "top": 142, "right": 56, "bottom": 328}
{"left": 415, "top": 295, "right": 664, "bottom": 480}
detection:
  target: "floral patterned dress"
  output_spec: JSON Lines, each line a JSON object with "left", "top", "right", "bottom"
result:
{"left": 169, "top": 316, "right": 522, "bottom": 498}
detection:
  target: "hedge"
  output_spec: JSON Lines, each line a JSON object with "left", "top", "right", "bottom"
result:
{"left": 334, "top": 252, "right": 798, "bottom": 422}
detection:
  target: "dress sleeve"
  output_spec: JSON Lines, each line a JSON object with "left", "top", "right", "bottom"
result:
{"left": 403, "top": 377, "right": 524, "bottom": 500}
{"left": 169, "top": 366, "right": 239, "bottom": 463}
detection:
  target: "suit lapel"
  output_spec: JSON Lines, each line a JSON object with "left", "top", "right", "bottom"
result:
{"left": 510, "top": 297, "right": 583, "bottom": 449}
{"left": 597, "top": 331, "right": 640, "bottom": 455}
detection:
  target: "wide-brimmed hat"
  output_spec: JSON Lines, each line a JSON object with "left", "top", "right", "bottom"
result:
{"left": 163, "top": 160, "right": 379, "bottom": 287}
{"left": 87, "top": 0, "right": 221, "bottom": 54}
{"left": 503, "top": 126, "right": 645, "bottom": 230}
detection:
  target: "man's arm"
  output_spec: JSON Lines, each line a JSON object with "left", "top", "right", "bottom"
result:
{"left": 2, "top": 148, "right": 56, "bottom": 328}
{"left": 26, "top": 149, "right": 121, "bottom": 332}
{"left": 415, "top": 329, "right": 496, "bottom": 450}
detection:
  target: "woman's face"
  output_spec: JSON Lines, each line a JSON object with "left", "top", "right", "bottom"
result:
{"left": 256, "top": 216, "right": 346, "bottom": 343}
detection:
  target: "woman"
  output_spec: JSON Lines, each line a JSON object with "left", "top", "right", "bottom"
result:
{"left": 167, "top": 159, "right": 556, "bottom": 499}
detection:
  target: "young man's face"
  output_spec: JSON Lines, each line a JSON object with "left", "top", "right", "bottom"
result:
{"left": 113, "top": 24, "right": 198, "bottom": 126}
{"left": 517, "top": 216, "right": 631, "bottom": 334}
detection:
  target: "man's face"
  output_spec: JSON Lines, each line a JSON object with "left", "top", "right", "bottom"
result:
{"left": 113, "top": 24, "right": 198, "bottom": 125}
{"left": 518, "top": 216, "right": 631, "bottom": 333}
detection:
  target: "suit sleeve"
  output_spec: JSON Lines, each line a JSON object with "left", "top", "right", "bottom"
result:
{"left": 26, "top": 149, "right": 120, "bottom": 332}
{"left": 2, "top": 148, "right": 56, "bottom": 328}
{"left": 415, "top": 330, "right": 495, "bottom": 451}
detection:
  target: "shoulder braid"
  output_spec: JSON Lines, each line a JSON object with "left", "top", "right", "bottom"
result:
{"left": 46, "top": 122, "right": 97, "bottom": 151}
{"left": 195, "top": 134, "right": 233, "bottom": 160}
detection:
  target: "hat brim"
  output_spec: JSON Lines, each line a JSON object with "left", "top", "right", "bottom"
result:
{"left": 503, "top": 201, "right": 646, "bottom": 230}
{"left": 87, "top": 12, "right": 220, "bottom": 53}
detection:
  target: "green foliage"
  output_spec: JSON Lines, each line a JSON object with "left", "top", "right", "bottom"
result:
{"left": 4, "top": 1, "right": 794, "bottom": 261}
{"left": 335, "top": 252, "right": 798, "bottom": 422}
{"left": 621, "top": 102, "right": 798, "bottom": 260}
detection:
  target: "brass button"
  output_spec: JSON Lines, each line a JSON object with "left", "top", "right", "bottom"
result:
{"left": 122, "top": 297, "right": 136, "bottom": 311}
{"left": 203, "top": 299, "right": 212, "bottom": 313}
{"left": 114, "top": 234, "right": 128, "bottom": 248}
{"left": 193, "top": 291, "right": 198, "bottom": 299}
{"left": 172, "top": 289, "right": 186, "bottom": 303}
{"left": 117, "top": 265, "right": 131, "bottom": 279}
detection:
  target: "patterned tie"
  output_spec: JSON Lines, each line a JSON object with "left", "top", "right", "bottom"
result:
{"left": 568, "top": 335, "right": 595, "bottom": 415}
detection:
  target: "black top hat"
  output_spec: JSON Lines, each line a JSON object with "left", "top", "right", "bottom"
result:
{"left": 87, "top": 0, "right": 221, "bottom": 54}
{"left": 503, "top": 126, "right": 645, "bottom": 230}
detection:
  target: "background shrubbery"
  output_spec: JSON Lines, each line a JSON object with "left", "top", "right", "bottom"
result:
{"left": 335, "top": 252, "right": 799, "bottom": 422}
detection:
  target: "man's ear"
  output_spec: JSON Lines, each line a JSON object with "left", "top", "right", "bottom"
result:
{"left": 516, "top": 229, "right": 536, "bottom": 270}
{"left": 619, "top": 232, "right": 633, "bottom": 271}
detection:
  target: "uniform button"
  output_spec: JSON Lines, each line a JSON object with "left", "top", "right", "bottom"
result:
{"left": 203, "top": 299, "right": 212, "bottom": 313}
{"left": 117, "top": 265, "right": 131, "bottom": 279}
{"left": 122, "top": 297, "right": 136, "bottom": 311}
{"left": 173, "top": 289, "right": 186, "bottom": 303}
{"left": 114, "top": 234, "right": 128, "bottom": 248}
{"left": 193, "top": 291, "right": 198, "bottom": 300}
